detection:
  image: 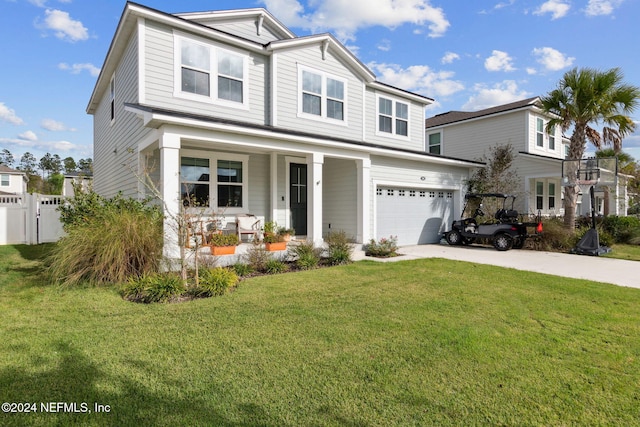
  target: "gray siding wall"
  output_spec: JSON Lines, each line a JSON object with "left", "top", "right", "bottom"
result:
{"left": 273, "top": 45, "right": 364, "bottom": 141}
{"left": 322, "top": 158, "right": 357, "bottom": 238}
{"left": 247, "top": 153, "right": 270, "bottom": 217}
{"left": 93, "top": 27, "right": 150, "bottom": 198}
{"left": 143, "top": 20, "right": 268, "bottom": 125}
{"left": 440, "top": 110, "right": 528, "bottom": 161}
{"left": 364, "top": 88, "right": 426, "bottom": 152}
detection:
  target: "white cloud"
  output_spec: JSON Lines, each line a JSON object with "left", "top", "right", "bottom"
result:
{"left": 484, "top": 50, "right": 516, "bottom": 72}
{"left": 585, "top": 0, "right": 623, "bottom": 16}
{"left": 18, "top": 131, "right": 38, "bottom": 141}
{"left": 533, "top": 0, "right": 571, "bottom": 19}
{"left": 526, "top": 67, "right": 538, "bottom": 75}
{"left": 368, "top": 62, "right": 464, "bottom": 98}
{"left": 41, "top": 118, "right": 76, "bottom": 132}
{"left": 532, "top": 47, "right": 575, "bottom": 71}
{"left": 39, "top": 9, "right": 88, "bottom": 42}
{"left": 377, "top": 39, "right": 391, "bottom": 52}
{"left": 58, "top": 62, "right": 100, "bottom": 77}
{"left": 0, "top": 102, "right": 24, "bottom": 125}
{"left": 441, "top": 52, "right": 460, "bottom": 64}
{"left": 261, "top": 0, "right": 450, "bottom": 42}
{"left": 462, "top": 80, "right": 531, "bottom": 111}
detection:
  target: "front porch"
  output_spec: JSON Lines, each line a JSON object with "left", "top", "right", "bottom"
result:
{"left": 137, "top": 126, "right": 372, "bottom": 260}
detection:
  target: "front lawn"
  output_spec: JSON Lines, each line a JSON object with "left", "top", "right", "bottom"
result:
{"left": 1, "top": 244, "right": 639, "bottom": 426}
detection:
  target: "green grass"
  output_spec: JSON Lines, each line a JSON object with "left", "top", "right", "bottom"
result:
{"left": 604, "top": 244, "right": 640, "bottom": 261}
{"left": 1, "top": 244, "right": 640, "bottom": 426}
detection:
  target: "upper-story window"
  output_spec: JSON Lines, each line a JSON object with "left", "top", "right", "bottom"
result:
{"left": 536, "top": 118, "right": 544, "bottom": 147}
{"left": 378, "top": 96, "right": 409, "bottom": 137}
{"left": 298, "top": 66, "right": 346, "bottom": 122}
{"left": 548, "top": 124, "right": 556, "bottom": 150}
{"left": 1, "top": 174, "right": 9, "bottom": 186}
{"left": 175, "top": 35, "right": 247, "bottom": 107}
{"left": 428, "top": 132, "right": 441, "bottom": 155}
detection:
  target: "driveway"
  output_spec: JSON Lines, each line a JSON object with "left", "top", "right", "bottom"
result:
{"left": 354, "top": 244, "right": 639, "bottom": 289}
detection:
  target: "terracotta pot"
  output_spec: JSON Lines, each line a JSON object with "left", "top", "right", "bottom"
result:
{"left": 210, "top": 245, "right": 236, "bottom": 255}
{"left": 265, "top": 241, "right": 286, "bottom": 251}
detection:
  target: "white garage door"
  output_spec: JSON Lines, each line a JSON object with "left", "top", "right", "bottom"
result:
{"left": 376, "top": 187, "right": 454, "bottom": 246}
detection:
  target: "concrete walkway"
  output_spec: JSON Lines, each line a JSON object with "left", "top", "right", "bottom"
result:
{"left": 353, "top": 243, "right": 639, "bottom": 289}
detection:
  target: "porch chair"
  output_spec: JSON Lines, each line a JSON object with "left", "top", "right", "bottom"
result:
{"left": 236, "top": 214, "right": 262, "bottom": 242}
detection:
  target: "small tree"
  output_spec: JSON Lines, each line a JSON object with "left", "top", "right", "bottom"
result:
{"left": 467, "top": 143, "right": 519, "bottom": 195}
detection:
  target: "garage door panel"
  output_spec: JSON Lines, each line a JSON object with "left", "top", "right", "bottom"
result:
{"left": 376, "top": 187, "right": 453, "bottom": 246}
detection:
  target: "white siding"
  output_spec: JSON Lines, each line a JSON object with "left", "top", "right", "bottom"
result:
{"left": 363, "top": 88, "right": 426, "bottom": 152}
{"left": 527, "top": 112, "right": 564, "bottom": 159}
{"left": 322, "top": 158, "right": 357, "bottom": 238}
{"left": 441, "top": 110, "right": 528, "bottom": 161}
{"left": 143, "top": 21, "right": 268, "bottom": 125}
{"left": 200, "top": 19, "right": 284, "bottom": 44}
{"left": 273, "top": 45, "right": 364, "bottom": 141}
{"left": 93, "top": 27, "right": 150, "bottom": 198}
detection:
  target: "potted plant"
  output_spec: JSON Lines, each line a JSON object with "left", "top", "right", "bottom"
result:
{"left": 277, "top": 226, "right": 295, "bottom": 242}
{"left": 209, "top": 233, "right": 239, "bottom": 255}
{"left": 263, "top": 232, "right": 286, "bottom": 251}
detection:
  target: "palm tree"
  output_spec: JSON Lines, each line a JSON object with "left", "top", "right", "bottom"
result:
{"left": 540, "top": 67, "right": 640, "bottom": 229}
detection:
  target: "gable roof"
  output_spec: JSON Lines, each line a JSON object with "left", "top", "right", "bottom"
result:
{"left": 0, "top": 165, "right": 26, "bottom": 175}
{"left": 425, "top": 96, "right": 541, "bottom": 128}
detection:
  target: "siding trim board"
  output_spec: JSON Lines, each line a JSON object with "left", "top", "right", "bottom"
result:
{"left": 125, "top": 103, "right": 484, "bottom": 167}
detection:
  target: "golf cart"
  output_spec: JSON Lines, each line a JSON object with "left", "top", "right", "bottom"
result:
{"left": 444, "top": 193, "right": 543, "bottom": 251}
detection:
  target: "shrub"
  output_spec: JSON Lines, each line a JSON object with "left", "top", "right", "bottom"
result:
{"left": 265, "top": 259, "right": 289, "bottom": 274}
{"left": 194, "top": 267, "right": 239, "bottom": 297}
{"left": 600, "top": 215, "right": 640, "bottom": 243}
{"left": 365, "top": 236, "right": 398, "bottom": 257}
{"left": 120, "top": 273, "right": 185, "bottom": 303}
{"left": 48, "top": 196, "right": 163, "bottom": 286}
{"left": 288, "top": 240, "right": 323, "bottom": 270}
{"left": 325, "top": 230, "right": 353, "bottom": 265}
{"left": 243, "top": 241, "right": 271, "bottom": 272}
{"left": 527, "top": 218, "right": 576, "bottom": 252}
{"left": 232, "top": 262, "right": 254, "bottom": 277}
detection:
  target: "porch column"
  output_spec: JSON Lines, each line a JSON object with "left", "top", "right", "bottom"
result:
{"left": 356, "top": 158, "right": 371, "bottom": 243}
{"left": 159, "top": 131, "right": 181, "bottom": 260}
{"left": 270, "top": 152, "right": 278, "bottom": 222}
{"left": 307, "top": 152, "right": 324, "bottom": 245}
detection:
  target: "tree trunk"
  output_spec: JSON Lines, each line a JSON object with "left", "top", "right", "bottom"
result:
{"left": 563, "top": 185, "right": 578, "bottom": 229}
{"left": 563, "top": 124, "right": 588, "bottom": 230}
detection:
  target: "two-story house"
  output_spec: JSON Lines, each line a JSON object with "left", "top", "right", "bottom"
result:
{"left": 425, "top": 97, "right": 629, "bottom": 218}
{"left": 87, "top": 2, "right": 482, "bottom": 256}
{"left": 0, "top": 165, "right": 27, "bottom": 196}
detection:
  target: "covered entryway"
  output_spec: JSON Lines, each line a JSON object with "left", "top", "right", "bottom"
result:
{"left": 289, "top": 163, "right": 308, "bottom": 235}
{"left": 376, "top": 186, "right": 454, "bottom": 245}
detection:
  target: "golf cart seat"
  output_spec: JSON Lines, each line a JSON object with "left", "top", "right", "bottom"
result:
{"left": 495, "top": 208, "right": 518, "bottom": 222}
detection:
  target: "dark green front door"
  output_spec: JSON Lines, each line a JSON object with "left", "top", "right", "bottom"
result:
{"left": 290, "top": 163, "right": 307, "bottom": 236}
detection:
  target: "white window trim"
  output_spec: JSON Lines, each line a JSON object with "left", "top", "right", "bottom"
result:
{"left": 534, "top": 178, "right": 559, "bottom": 212}
{"left": 173, "top": 33, "right": 249, "bottom": 110}
{"left": 0, "top": 174, "right": 9, "bottom": 186}
{"left": 375, "top": 93, "right": 410, "bottom": 140}
{"left": 180, "top": 149, "right": 249, "bottom": 214}
{"left": 533, "top": 116, "right": 560, "bottom": 155}
{"left": 296, "top": 64, "right": 348, "bottom": 126}
{"left": 427, "top": 131, "right": 442, "bottom": 154}
{"left": 535, "top": 117, "right": 544, "bottom": 148}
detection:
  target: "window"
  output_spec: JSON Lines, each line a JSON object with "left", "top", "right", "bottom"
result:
{"left": 536, "top": 118, "right": 544, "bottom": 147}
{"left": 109, "top": 75, "right": 115, "bottom": 122}
{"left": 549, "top": 125, "right": 556, "bottom": 150}
{"left": 428, "top": 133, "right": 441, "bottom": 155}
{"left": 536, "top": 181, "right": 544, "bottom": 210}
{"left": 378, "top": 96, "right": 409, "bottom": 137}
{"left": 299, "top": 67, "right": 345, "bottom": 122}
{"left": 180, "top": 153, "right": 248, "bottom": 210}
{"left": 1, "top": 174, "right": 9, "bottom": 186}
{"left": 548, "top": 182, "right": 556, "bottom": 209}
{"left": 217, "top": 160, "right": 243, "bottom": 207}
{"left": 181, "top": 157, "right": 210, "bottom": 206}
{"left": 176, "top": 36, "right": 247, "bottom": 106}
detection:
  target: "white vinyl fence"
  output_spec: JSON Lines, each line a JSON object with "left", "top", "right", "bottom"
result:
{"left": 0, "top": 194, "right": 66, "bottom": 245}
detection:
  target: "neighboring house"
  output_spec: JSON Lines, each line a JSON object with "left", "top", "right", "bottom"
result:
{"left": 63, "top": 172, "right": 93, "bottom": 197}
{"left": 425, "top": 97, "right": 629, "bottom": 217}
{"left": 87, "top": 2, "right": 481, "bottom": 255}
{"left": 0, "top": 165, "right": 27, "bottom": 196}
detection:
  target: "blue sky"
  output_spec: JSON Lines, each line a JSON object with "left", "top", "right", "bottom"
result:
{"left": 1, "top": 0, "right": 639, "bottom": 167}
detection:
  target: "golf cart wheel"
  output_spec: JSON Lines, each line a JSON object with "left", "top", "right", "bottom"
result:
{"left": 513, "top": 237, "right": 525, "bottom": 249}
{"left": 445, "top": 230, "right": 463, "bottom": 245}
{"left": 493, "top": 233, "right": 513, "bottom": 251}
